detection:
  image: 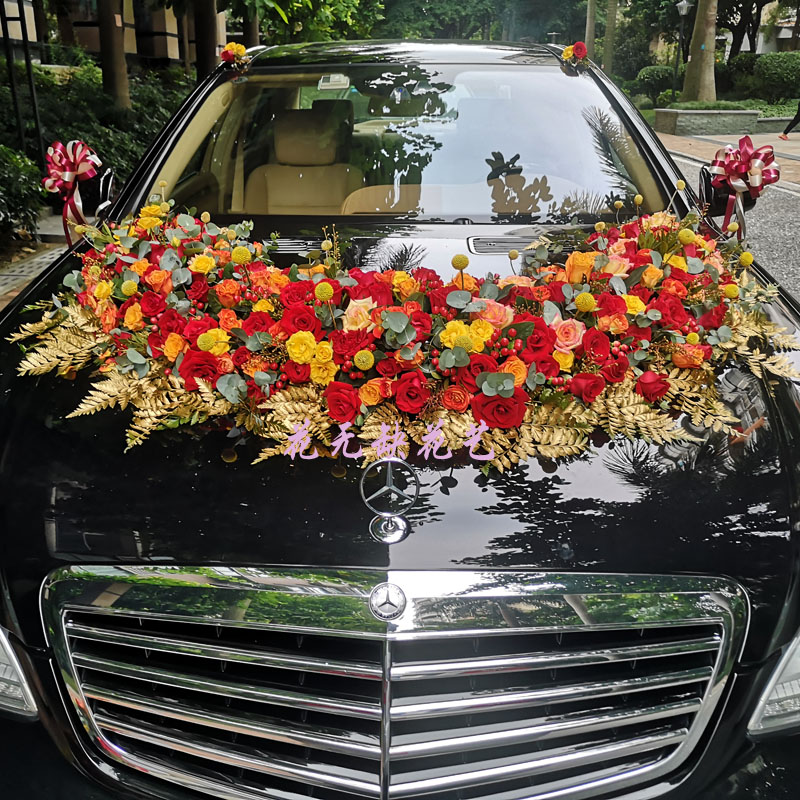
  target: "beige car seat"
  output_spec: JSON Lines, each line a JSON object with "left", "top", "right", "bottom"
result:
{"left": 244, "top": 109, "right": 364, "bottom": 215}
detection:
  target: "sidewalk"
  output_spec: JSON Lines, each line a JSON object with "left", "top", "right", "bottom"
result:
{"left": 657, "top": 132, "right": 800, "bottom": 186}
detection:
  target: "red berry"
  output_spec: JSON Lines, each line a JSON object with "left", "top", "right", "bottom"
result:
{"left": 500, "top": 337, "right": 509, "bottom": 347}
{"left": 344, "top": 360, "right": 352, "bottom": 371}
{"left": 276, "top": 380, "right": 285, "bottom": 390}
{"left": 369, "top": 343, "right": 376, "bottom": 350}
{"left": 432, "top": 358, "right": 439, "bottom": 366}
{"left": 269, "top": 362, "right": 278, "bottom": 371}
{"left": 501, "top": 347, "right": 509, "bottom": 356}
{"left": 508, "top": 328, "right": 517, "bottom": 338}
{"left": 513, "top": 339, "right": 523, "bottom": 350}
{"left": 197, "top": 302, "right": 204, "bottom": 309}
{"left": 349, "top": 371, "right": 358, "bottom": 379}
{"left": 279, "top": 373, "right": 287, "bottom": 382}
{"left": 164, "top": 368, "right": 171, "bottom": 376}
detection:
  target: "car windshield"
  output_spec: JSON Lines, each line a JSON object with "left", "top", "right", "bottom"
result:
{"left": 150, "top": 61, "right": 665, "bottom": 224}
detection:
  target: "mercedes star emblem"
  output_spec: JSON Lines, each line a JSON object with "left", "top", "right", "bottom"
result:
{"left": 359, "top": 458, "right": 421, "bottom": 544}
{"left": 368, "top": 583, "right": 407, "bottom": 621}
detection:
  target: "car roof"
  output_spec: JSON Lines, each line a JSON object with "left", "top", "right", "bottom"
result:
{"left": 246, "top": 40, "right": 561, "bottom": 68}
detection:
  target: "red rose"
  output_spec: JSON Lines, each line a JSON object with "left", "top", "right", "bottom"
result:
{"left": 668, "top": 267, "right": 692, "bottom": 284}
{"left": 148, "top": 332, "right": 163, "bottom": 358}
{"left": 536, "top": 355, "right": 560, "bottom": 378}
{"left": 221, "top": 49, "right": 235, "bottom": 63}
{"left": 570, "top": 373, "right": 606, "bottom": 403}
{"left": 410, "top": 310, "right": 432, "bottom": 342}
{"left": 240, "top": 311, "right": 274, "bottom": 336}
{"left": 520, "top": 317, "right": 556, "bottom": 364}
{"left": 232, "top": 346, "right": 251, "bottom": 368}
{"left": 628, "top": 284, "right": 653, "bottom": 304}
{"left": 441, "top": 384, "right": 470, "bottom": 413}
{"left": 412, "top": 267, "right": 443, "bottom": 290}
{"left": 186, "top": 275, "right": 209, "bottom": 302}
{"left": 140, "top": 292, "right": 166, "bottom": 317}
{"left": 636, "top": 371, "right": 670, "bottom": 402}
{"left": 159, "top": 308, "right": 187, "bottom": 334}
{"left": 573, "top": 41, "right": 588, "bottom": 59}
{"left": 582, "top": 327, "right": 611, "bottom": 365}
{"left": 330, "top": 329, "right": 372, "bottom": 359}
{"left": 324, "top": 381, "right": 361, "bottom": 423}
{"left": 471, "top": 387, "right": 528, "bottom": 429}
{"left": 178, "top": 349, "right": 221, "bottom": 391}
{"left": 698, "top": 303, "right": 726, "bottom": 329}
{"left": 284, "top": 360, "right": 311, "bottom": 384}
{"left": 183, "top": 316, "right": 218, "bottom": 344}
{"left": 601, "top": 354, "right": 629, "bottom": 383}
{"left": 280, "top": 303, "right": 323, "bottom": 339}
{"left": 280, "top": 281, "right": 313, "bottom": 306}
{"left": 426, "top": 286, "right": 452, "bottom": 313}
{"left": 367, "top": 281, "right": 393, "bottom": 306}
{"left": 394, "top": 370, "right": 430, "bottom": 414}
{"left": 595, "top": 292, "right": 627, "bottom": 317}
{"left": 376, "top": 357, "right": 402, "bottom": 378}
{"left": 548, "top": 281, "right": 567, "bottom": 304}
{"left": 648, "top": 293, "right": 689, "bottom": 329}
{"left": 456, "top": 353, "right": 499, "bottom": 393}
{"left": 626, "top": 324, "right": 652, "bottom": 344}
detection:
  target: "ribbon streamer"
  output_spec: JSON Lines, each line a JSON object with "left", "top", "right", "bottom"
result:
{"left": 42, "top": 140, "right": 102, "bottom": 246}
{"left": 708, "top": 135, "right": 780, "bottom": 239}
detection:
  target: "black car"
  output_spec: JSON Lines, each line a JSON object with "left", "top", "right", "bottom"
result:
{"left": 2, "top": 40, "right": 800, "bottom": 800}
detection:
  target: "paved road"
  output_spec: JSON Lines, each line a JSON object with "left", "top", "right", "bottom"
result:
{"left": 672, "top": 154, "right": 800, "bottom": 301}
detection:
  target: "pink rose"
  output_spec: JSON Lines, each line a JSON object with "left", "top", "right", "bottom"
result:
{"left": 473, "top": 298, "right": 514, "bottom": 329}
{"left": 552, "top": 318, "right": 586, "bottom": 352}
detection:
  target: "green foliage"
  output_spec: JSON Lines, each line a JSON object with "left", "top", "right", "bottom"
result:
{"left": 0, "top": 61, "right": 193, "bottom": 183}
{"left": 636, "top": 65, "right": 673, "bottom": 105}
{"left": 666, "top": 98, "right": 800, "bottom": 118}
{"left": 613, "top": 17, "right": 653, "bottom": 81}
{"left": 374, "top": 0, "right": 501, "bottom": 39}
{"left": 754, "top": 52, "right": 800, "bottom": 102}
{"left": 656, "top": 89, "right": 679, "bottom": 108}
{"left": 729, "top": 52, "right": 760, "bottom": 78}
{"left": 263, "top": 0, "right": 385, "bottom": 42}
{"left": 0, "top": 144, "right": 44, "bottom": 237}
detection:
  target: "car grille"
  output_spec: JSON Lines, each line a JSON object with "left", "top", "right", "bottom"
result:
{"left": 44, "top": 568, "right": 747, "bottom": 800}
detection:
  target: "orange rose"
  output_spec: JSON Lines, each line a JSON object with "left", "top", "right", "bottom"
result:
{"left": 396, "top": 277, "right": 420, "bottom": 300}
{"left": 130, "top": 259, "right": 149, "bottom": 276}
{"left": 218, "top": 309, "right": 239, "bottom": 331}
{"left": 241, "top": 354, "right": 269, "bottom": 377}
{"left": 597, "top": 313, "right": 629, "bottom": 335}
{"left": 374, "top": 271, "right": 395, "bottom": 285}
{"left": 672, "top": 344, "right": 705, "bottom": 369}
{"left": 123, "top": 302, "right": 144, "bottom": 331}
{"left": 473, "top": 298, "right": 514, "bottom": 329}
{"left": 394, "top": 348, "right": 425, "bottom": 368}
{"left": 266, "top": 270, "right": 290, "bottom": 294}
{"left": 641, "top": 266, "right": 664, "bottom": 289}
{"left": 403, "top": 300, "right": 422, "bottom": 315}
{"left": 217, "top": 354, "right": 235, "bottom": 374}
{"left": 98, "top": 301, "right": 118, "bottom": 333}
{"left": 144, "top": 269, "right": 172, "bottom": 294}
{"left": 162, "top": 332, "right": 187, "bottom": 361}
{"left": 212, "top": 249, "right": 232, "bottom": 267}
{"left": 359, "top": 378, "right": 388, "bottom": 406}
{"left": 500, "top": 355, "right": 528, "bottom": 388}
{"left": 564, "top": 251, "right": 598, "bottom": 284}
{"left": 441, "top": 384, "right": 470, "bottom": 413}
{"left": 661, "top": 278, "right": 688, "bottom": 298}
{"left": 449, "top": 272, "right": 478, "bottom": 292}
{"left": 215, "top": 279, "right": 241, "bottom": 308}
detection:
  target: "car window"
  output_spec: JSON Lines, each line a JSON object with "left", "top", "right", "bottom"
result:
{"left": 151, "top": 63, "right": 665, "bottom": 223}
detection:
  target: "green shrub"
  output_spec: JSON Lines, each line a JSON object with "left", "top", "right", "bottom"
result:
{"left": 667, "top": 100, "right": 748, "bottom": 110}
{"left": 729, "top": 52, "right": 760, "bottom": 78}
{"left": 0, "top": 145, "right": 44, "bottom": 237}
{"left": 754, "top": 52, "right": 800, "bottom": 102}
{"left": 656, "top": 89, "right": 680, "bottom": 108}
{"left": 636, "top": 65, "right": 673, "bottom": 105}
{"left": 613, "top": 18, "right": 654, "bottom": 80}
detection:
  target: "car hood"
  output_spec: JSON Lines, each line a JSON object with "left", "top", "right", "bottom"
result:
{"left": 0, "top": 232, "right": 798, "bottom": 665}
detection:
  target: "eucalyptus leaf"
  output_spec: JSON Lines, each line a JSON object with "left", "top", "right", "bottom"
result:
{"left": 383, "top": 311, "right": 410, "bottom": 333}
{"left": 204, "top": 222, "right": 220, "bottom": 237}
{"left": 649, "top": 251, "right": 662, "bottom": 268}
{"left": 216, "top": 373, "right": 248, "bottom": 404}
{"left": 126, "top": 348, "right": 146, "bottom": 365}
{"left": 134, "top": 361, "right": 149, "bottom": 379}
{"left": 446, "top": 290, "right": 472, "bottom": 309}
{"left": 716, "top": 325, "right": 733, "bottom": 343}
{"left": 609, "top": 276, "right": 627, "bottom": 296}
{"left": 542, "top": 300, "right": 560, "bottom": 325}
{"left": 464, "top": 300, "right": 487, "bottom": 313}
{"left": 686, "top": 257, "right": 706, "bottom": 275}
{"left": 452, "top": 346, "right": 471, "bottom": 367}
{"left": 160, "top": 250, "right": 182, "bottom": 272}
{"left": 172, "top": 267, "right": 192, "bottom": 286}
{"left": 439, "top": 349, "right": 455, "bottom": 370}
{"left": 479, "top": 282, "right": 499, "bottom": 300}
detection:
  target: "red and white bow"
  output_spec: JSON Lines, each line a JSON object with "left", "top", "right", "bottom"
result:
{"left": 42, "top": 140, "right": 102, "bottom": 245}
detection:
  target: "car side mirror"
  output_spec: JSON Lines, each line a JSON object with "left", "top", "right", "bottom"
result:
{"left": 698, "top": 165, "right": 756, "bottom": 219}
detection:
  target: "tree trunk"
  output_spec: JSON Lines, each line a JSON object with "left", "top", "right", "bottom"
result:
{"left": 179, "top": 12, "right": 192, "bottom": 74}
{"left": 54, "top": 0, "right": 75, "bottom": 46}
{"left": 585, "top": 0, "right": 596, "bottom": 60}
{"left": 728, "top": 20, "right": 747, "bottom": 59}
{"left": 602, "top": 0, "right": 618, "bottom": 75}
{"left": 747, "top": 3, "right": 765, "bottom": 51}
{"left": 31, "top": 0, "right": 49, "bottom": 46}
{"left": 193, "top": 0, "right": 219, "bottom": 81}
{"left": 792, "top": 1, "right": 800, "bottom": 50}
{"left": 681, "top": 0, "right": 717, "bottom": 102}
{"left": 242, "top": 8, "right": 259, "bottom": 48}
{"left": 97, "top": 0, "right": 131, "bottom": 110}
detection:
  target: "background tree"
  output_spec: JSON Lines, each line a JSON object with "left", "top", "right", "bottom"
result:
{"left": 718, "top": 1, "right": 771, "bottom": 57}
{"left": 585, "top": 0, "right": 597, "bottom": 59}
{"left": 52, "top": 0, "right": 75, "bottom": 45}
{"left": 374, "top": 0, "right": 499, "bottom": 40}
{"left": 218, "top": 0, "right": 289, "bottom": 47}
{"left": 603, "top": 0, "right": 618, "bottom": 73}
{"left": 194, "top": 0, "right": 219, "bottom": 80}
{"left": 682, "top": 0, "right": 718, "bottom": 101}
{"left": 97, "top": 0, "right": 131, "bottom": 109}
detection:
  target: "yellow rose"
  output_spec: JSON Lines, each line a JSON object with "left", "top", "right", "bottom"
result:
{"left": 189, "top": 254, "right": 216, "bottom": 274}
{"left": 601, "top": 258, "right": 630, "bottom": 277}
{"left": 162, "top": 332, "right": 186, "bottom": 361}
{"left": 562, "top": 45, "right": 574, "bottom": 60}
{"left": 139, "top": 204, "right": 164, "bottom": 218}
{"left": 197, "top": 328, "right": 230, "bottom": 356}
{"left": 286, "top": 331, "right": 317, "bottom": 364}
{"left": 553, "top": 350, "right": 574, "bottom": 371}
{"left": 564, "top": 251, "right": 598, "bottom": 284}
{"left": 440, "top": 320, "right": 472, "bottom": 350}
{"left": 622, "top": 294, "right": 646, "bottom": 315}
{"left": 130, "top": 259, "right": 149, "bottom": 275}
{"left": 667, "top": 255, "right": 687, "bottom": 271}
{"left": 93, "top": 280, "right": 113, "bottom": 300}
{"left": 123, "top": 302, "right": 144, "bottom": 331}
{"left": 641, "top": 266, "right": 664, "bottom": 289}
{"left": 138, "top": 216, "right": 162, "bottom": 231}
{"left": 253, "top": 298, "right": 274, "bottom": 312}
{"left": 342, "top": 297, "right": 376, "bottom": 331}
{"left": 470, "top": 319, "right": 495, "bottom": 345}
{"left": 500, "top": 355, "right": 528, "bottom": 387}
{"left": 315, "top": 341, "right": 334, "bottom": 363}
{"left": 310, "top": 359, "right": 339, "bottom": 386}
{"left": 392, "top": 271, "right": 411, "bottom": 288}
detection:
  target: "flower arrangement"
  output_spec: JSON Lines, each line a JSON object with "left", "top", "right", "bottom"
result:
{"left": 220, "top": 41, "right": 248, "bottom": 68}
{"left": 561, "top": 41, "right": 589, "bottom": 70}
{"left": 10, "top": 196, "right": 800, "bottom": 471}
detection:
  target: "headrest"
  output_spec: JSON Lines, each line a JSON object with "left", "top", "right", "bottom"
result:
{"left": 273, "top": 110, "right": 341, "bottom": 166}
{"left": 312, "top": 98, "right": 354, "bottom": 128}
